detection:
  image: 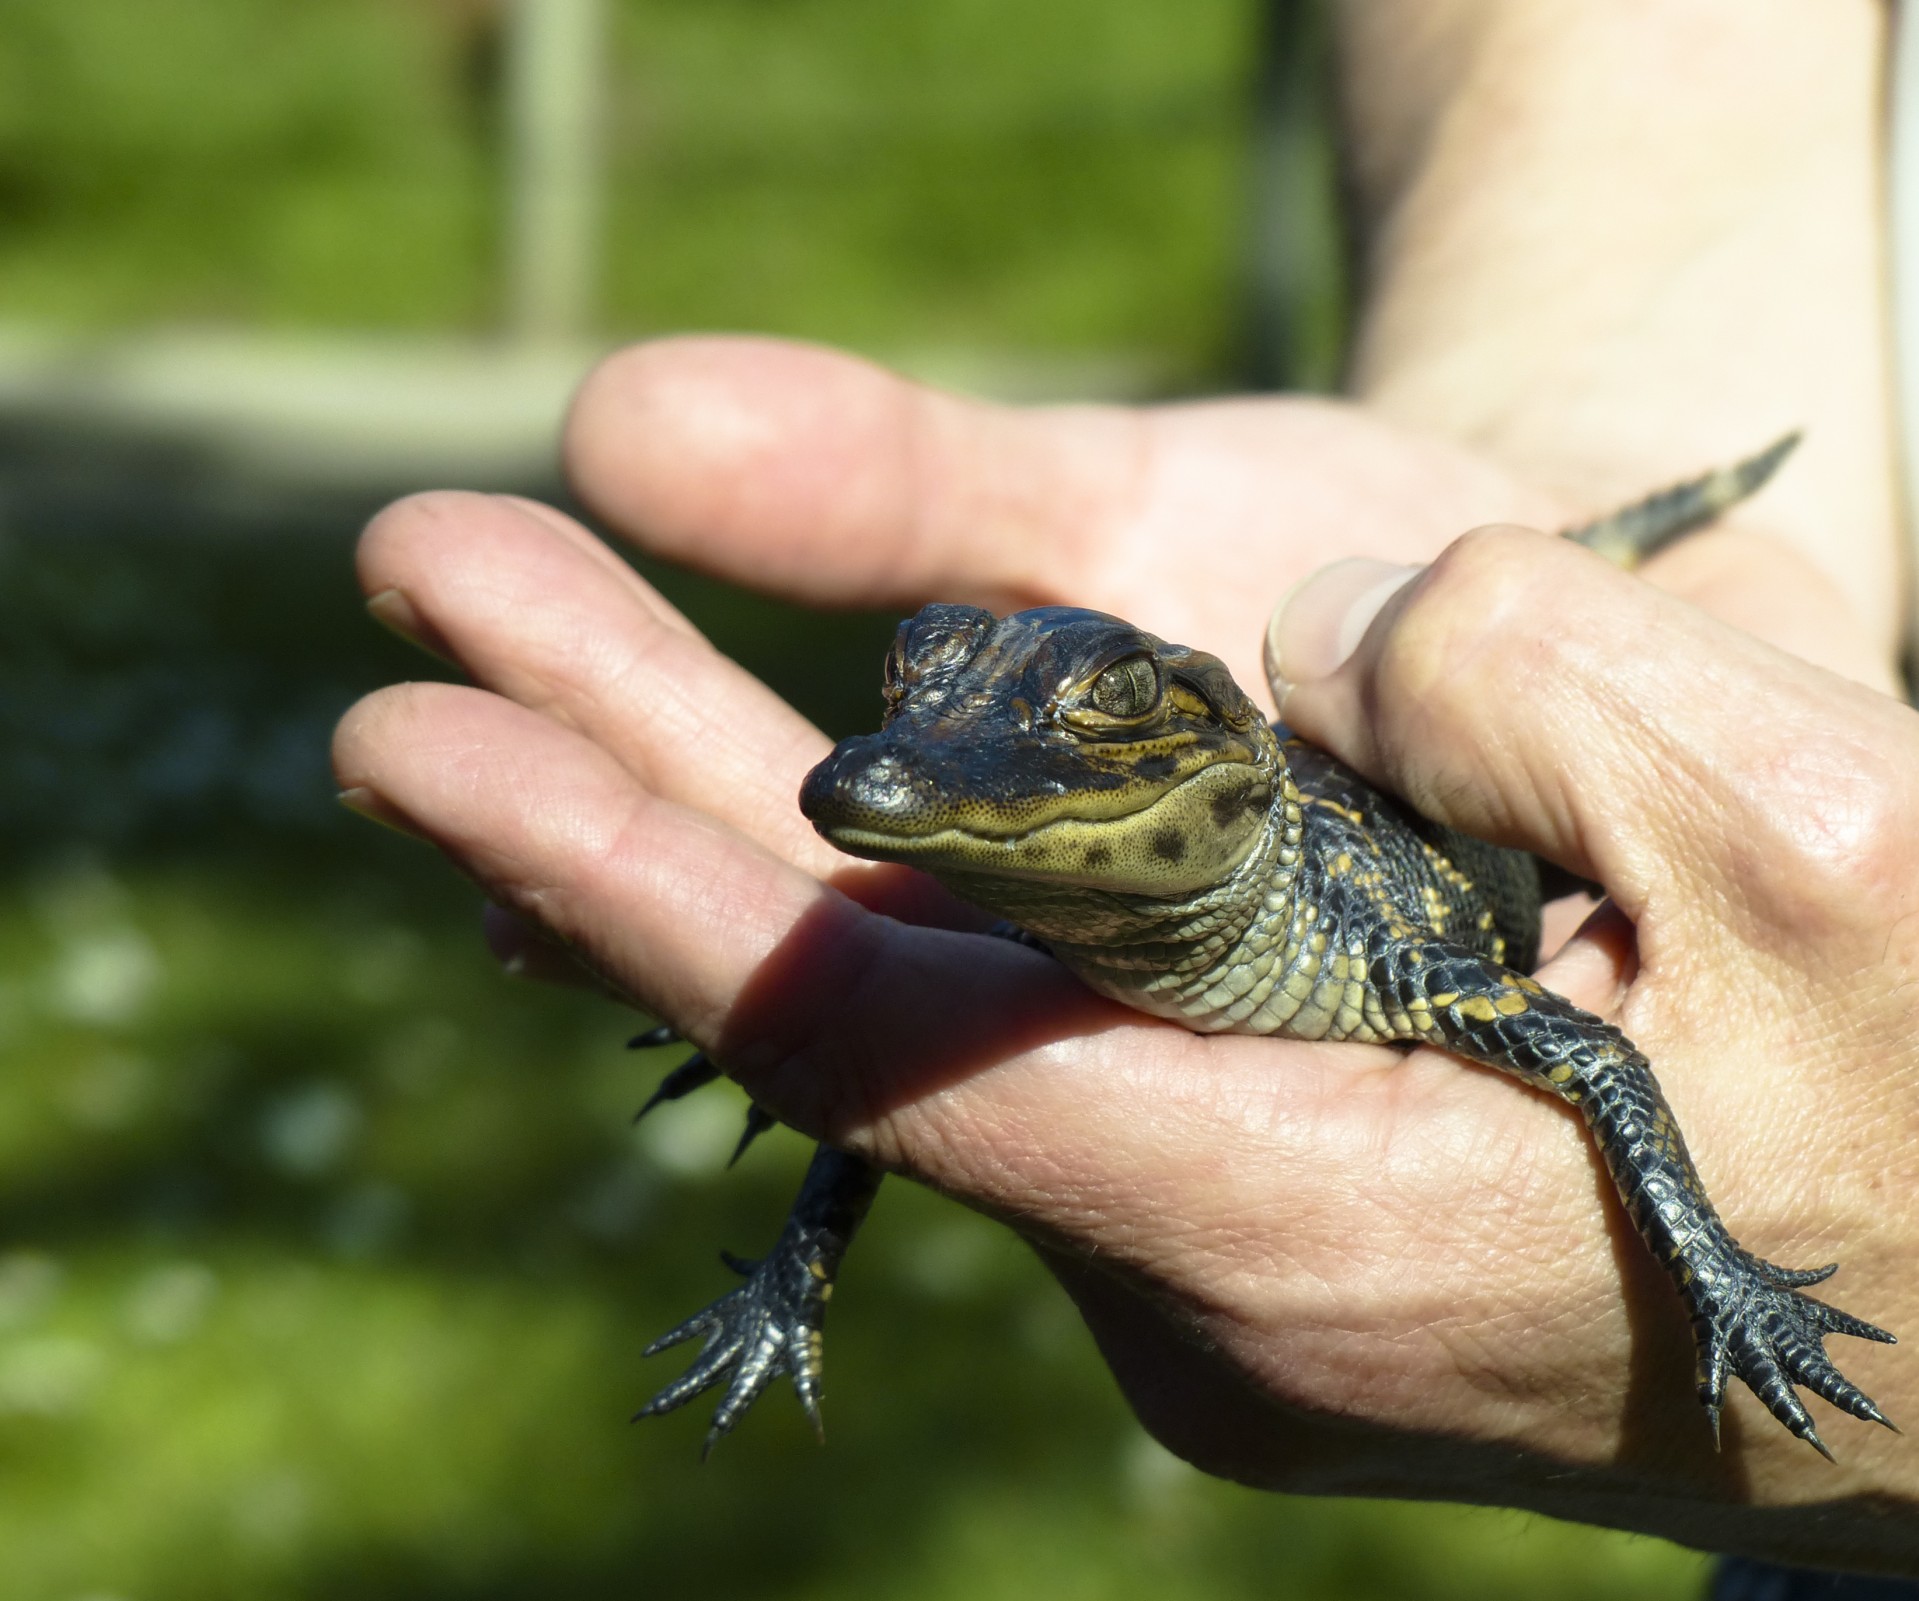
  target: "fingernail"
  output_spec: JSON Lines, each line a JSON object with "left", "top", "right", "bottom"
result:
{"left": 1264, "top": 559, "right": 1420, "bottom": 708}
{"left": 366, "top": 589, "right": 457, "bottom": 667}
{"left": 337, "top": 786, "right": 428, "bottom": 843}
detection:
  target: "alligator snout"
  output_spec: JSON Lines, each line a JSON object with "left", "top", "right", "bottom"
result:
{"left": 800, "top": 737, "right": 943, "bottom": 836}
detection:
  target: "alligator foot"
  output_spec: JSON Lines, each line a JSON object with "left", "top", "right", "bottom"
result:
{"left": 636, "top": 1242, "right": 830, "bottom": 1457}
{"left": 1697, "top": 1253, "right": 1897, "bottom": 1457}
{"left": 635, "top": 1147, "right": 879, "bottom": 1456}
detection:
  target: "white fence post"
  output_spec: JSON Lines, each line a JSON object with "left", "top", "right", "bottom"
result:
{"left": 503, "top": 0, "right": 607, "bottom": 344}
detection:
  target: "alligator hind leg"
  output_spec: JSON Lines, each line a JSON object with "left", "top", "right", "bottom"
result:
{"left": 1377, "top": 938, "right": 1896, "bottom": 1454}
{"left": 637, "top": 1144, "right": 882, "bottom": 1455}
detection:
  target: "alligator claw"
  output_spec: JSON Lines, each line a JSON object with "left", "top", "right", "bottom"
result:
{"left": 637, "top": 1243, "right": 830, "bottom": 1455}
{"left": 728, "top": 1104, "right": 777, "bottom": 1167}
{"left": 634, "top": 1051, "right": 721, "bottom": 1122}
{"left": 1696, "top": 1256, "right": 1896, "bottom": 1454}
{"left": 627, "top": 1023, "right": 683, "bottom": 1049}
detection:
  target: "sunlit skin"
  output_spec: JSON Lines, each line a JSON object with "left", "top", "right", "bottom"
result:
{"left": 331, "top": 0, "right": 1917, "bottom": 1574}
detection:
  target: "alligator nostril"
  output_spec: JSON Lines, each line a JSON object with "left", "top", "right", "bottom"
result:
{"left": 850, "top": 754, "right": 914, "bottom": 810}
{"left": 794, "top": 729, "right": 898, "bottom": 817}
{"left": 800, "top": 739, "right": 930, "bottom": 827}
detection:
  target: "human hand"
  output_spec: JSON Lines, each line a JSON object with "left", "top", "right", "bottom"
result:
{"left": 1265, "top": 526, "right": 1919, "bottom": 1567}
{"left": 334, "top": 337, "right": 1910, "bottom": 1570}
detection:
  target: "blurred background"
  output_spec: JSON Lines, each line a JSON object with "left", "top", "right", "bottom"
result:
{"left": 3, "top": 2, "right": 1711, "bottom": 1597}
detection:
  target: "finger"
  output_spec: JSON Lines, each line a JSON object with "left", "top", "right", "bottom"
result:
{"left": 357, "top": 489, "right": 843, "bottom": 875}
{"left": 332, "top": 681, "right": 1598, "bottom": 1284}
{"left": 1264, "top": 526, "right": 1919, "bottom": 925}
{"left": 1632, "top": 526, "right": 1902, "bottom": 695}
{"left": 563, "top": 334, "right": 1140, "bottom": 612}
{"left": 483, "top": 902, "right": 613, "bottom": 992}
{"left": 494, "top": 492, "right": 703, "bottom": 638}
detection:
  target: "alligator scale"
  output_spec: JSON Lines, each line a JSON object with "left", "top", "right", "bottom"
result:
{"left": 633, "top": 436, "right": 1896, "bottom": 1458}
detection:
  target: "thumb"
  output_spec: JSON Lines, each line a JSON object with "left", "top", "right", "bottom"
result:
{"left": 563, "top": 334, "right": 1131, "bottom": 613}
{"left": 1261, "top": 524, "right": 1911, "bottom": 925}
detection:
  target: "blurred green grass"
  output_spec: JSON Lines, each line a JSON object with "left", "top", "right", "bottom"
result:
{"left": 0, "top": 1, "right": 1714, "bottom": 1596}
{"left": 0, "top": 0, "right": 1246, "bottom": 378}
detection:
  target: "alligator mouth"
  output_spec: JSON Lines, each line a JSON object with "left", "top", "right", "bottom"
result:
{"left": 803, "top": 733, "right": 1245, "bottom": 840}
{"left": 820, "top": 812, "right": 1107, "bottom": 860}
{"left": 806, "top": 755, "right": 1273, "bottom": 892}
{"left": 817, "top": 759, "right": 1196, "bottom": 840}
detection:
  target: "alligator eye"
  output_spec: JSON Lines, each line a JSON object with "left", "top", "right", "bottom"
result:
{"left": 1089, "top": 655, "right": 1159, "bottom": 718}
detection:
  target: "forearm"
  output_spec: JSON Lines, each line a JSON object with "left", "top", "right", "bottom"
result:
{"left": 1332, "top": 0, "right": 1902, "bottom": 666}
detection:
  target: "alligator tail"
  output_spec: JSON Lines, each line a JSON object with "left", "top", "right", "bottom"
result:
{"left": 1564, "top": 431, "right": 1801, "bottom": 569}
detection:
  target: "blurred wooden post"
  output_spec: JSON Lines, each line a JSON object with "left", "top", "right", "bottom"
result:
{"left": 503, "top": 0, "right": 607, "bottom": 343}
{"left": 1240, "top": 0, "right": 1345, "bottom": 391}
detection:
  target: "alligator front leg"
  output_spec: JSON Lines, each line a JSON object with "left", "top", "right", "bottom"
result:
{"left": 1381, "top": 939, "right": 1896, "bottom": 1455}
{"left": 637, "top": 1144, "right": 883, "bottom": 1456}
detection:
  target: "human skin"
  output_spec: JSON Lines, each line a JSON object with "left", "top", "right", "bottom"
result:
{"left": 332, "top": 0, "right": 1914, "bottom": 1572}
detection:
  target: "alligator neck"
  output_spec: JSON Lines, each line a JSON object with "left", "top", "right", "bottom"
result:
{"left": 938, "top": 767, "right": 1305, "bottom": 975}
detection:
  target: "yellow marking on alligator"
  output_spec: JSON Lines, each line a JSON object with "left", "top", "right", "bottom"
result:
{"left": 1494, "top": 993, "right": 1530, "bottom": 1016}
{"left": 1420, "top": 841, "right": 1476, "bottom": 893}
{"left": 1311, "top": 798, "right": 1366, "bottom": 827}
{"left": 1548, "top": 1063, "right": 1576, "bottom": 1085}
{"left": 1430, "top": 991, "right": 1458, "bottom": 1007}
{"left": 1457, "top": 995, "right": 1501, "bottom": 1023}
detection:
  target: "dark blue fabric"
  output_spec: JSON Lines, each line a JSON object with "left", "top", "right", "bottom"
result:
{"left": 1712, "top": 1558, "right": 1919, "bottom": 1600}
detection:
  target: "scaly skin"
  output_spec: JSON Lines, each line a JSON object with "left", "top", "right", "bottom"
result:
{"left": 635, "top": 1146, "right": 879, "bottom": 1457}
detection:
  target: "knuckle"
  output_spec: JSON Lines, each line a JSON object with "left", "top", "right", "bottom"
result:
{"left": 1740, "top": 727, "right": 1919, "bottom": 926}
{"left": 1372, "top": 526, "right": 1569, "bottom": 711}
{"left": 1366, "top": 528, "right": 1577, "bottom": 778}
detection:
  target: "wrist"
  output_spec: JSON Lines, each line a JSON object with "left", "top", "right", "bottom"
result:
{"left": 1332, "top": 1, "right": 1901, "bottom": 660}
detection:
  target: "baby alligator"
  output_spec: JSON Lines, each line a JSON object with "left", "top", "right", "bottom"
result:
{"left": 635, "top": 435, "right": 1895, "bottom": 1458}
